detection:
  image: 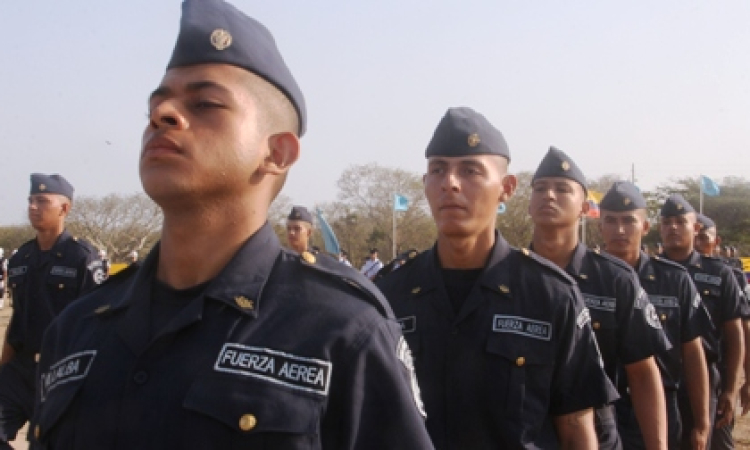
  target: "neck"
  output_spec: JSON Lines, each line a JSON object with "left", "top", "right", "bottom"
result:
{"left": 436, "top": 228, "right": 494, "bottom": 269}
{"left": 607, "top": 247, "right": 640, "bottom": 268}
{"left": 664, "top": 246, "right": 693, "bottom": 263}
{"left": 291, "top": 242, "right": 307, "bottom": 253}
{"left": 35, "top": 225, "right": 65, "bottom": 251}
{"left": 531, "top": 225, "right": 578, "bottom": 269}
{"left": 157, "top": 199, "right": 268, "bottom": 289}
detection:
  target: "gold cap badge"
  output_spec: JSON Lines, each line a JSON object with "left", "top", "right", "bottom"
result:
{"left": 677, "top": 204, "right": 683, "bottom": 210}
{"left": 561, "top": 161, "right": 570, "bottom": 171}
{"left": 623, "top": 197, "right": 631, "bottom": 206}
{"left": 235, "top": 296, "right": 254, "bottom": 309}
{"left": 210, "top": 29, "right": 233, "bottom": 51}
{"left": 39, "top": 183, "right": 46, "bottom": 191}
{"left": 467, "top": 133, "right": 480, "bottom": 147}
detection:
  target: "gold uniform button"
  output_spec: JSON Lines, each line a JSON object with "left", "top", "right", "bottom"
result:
{"left": 59, "top": 284, "right": 65, "bottom": 289}
{"left": 660, "top": 314, "right": 667, "bottom": 321}
{"left": 593, "top": 322, "right": 601, "bottom": 330}
{"left": 239, "top": 414, "right": 257, "bottom": 431}
{"left": 516, "top": 357, "right": 525, "bottom": 367}
{"left": 34, "top": 425, "right": 41, "bottom": 439}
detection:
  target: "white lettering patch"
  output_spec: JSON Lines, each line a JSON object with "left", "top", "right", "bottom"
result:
{"left": 644, "top": 303, "right": 663, "bottom": 329}
{"left": 396, "top": 336, "right": 426, "bottom": 418}
{"left": 492, "top": 315, "right": 552, "bottom": 341}
{"left": 41, "top": 350, "right": 97, "bottom": 401}
{"left": 214, "top": 344, "right": 332, "bottom": 396}
{"left": 693, "top": 293, "right": 702, "bottom": 309}
{"left": 635, "top": 287, "right": 649, "bottom": 309}
{"left": 50, "top": 266, "right": 77, "bottom": 278}
{"left": 648, "top": 295, "right": 679, "bottom": 308}
{"left": 583, "top": 294, "right": 616, "bottom": 312}
{"left": 694, "top": 273, "right": 721, "bottom": 286}
{"left": 577, "top": 308, "right": 591, "bottom": 329}
{"left": 8, "top": 266, "right": 27, "bottom": 277}
{"left": 398, "top": 316, "right": 416, "bottom": 333}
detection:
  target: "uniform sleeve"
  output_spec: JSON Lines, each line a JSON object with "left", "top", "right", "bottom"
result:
{"left": 732, "top": 269, "right": 750, "bottom": 319}
{"left": 78, "top": 250, "right": 104, "bottom": 295}
{"left": 680, "top": 274, "right": 714, "bottom": 343}
{"left": 550, "top": 287, "right": 619, "bottom": 415}
{"left": 720, "top": 266, "right": 743, "bottom": 322}
{"left": 615, "top": 271, "right": 672, "bottom": 365}
{"left": 6, "top": 259, "right": 26, "bottom": 351}
{"left": 321, "top": 318, "right": 434, "bottom": 450}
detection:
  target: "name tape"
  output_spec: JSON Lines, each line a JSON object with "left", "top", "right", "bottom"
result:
{"left": 583, "top": 294, "right": 616, "bottom": 312}
{"left": 694, "top": 273, "right": 721, "bottom": 287}
{"left": 648, "top": 295, "right": 679, "bottom": 308}
{"left": 50, "top": 266, "right": 78, "bottom": 278}
{"left": 492, "top": 315, "right": 552, "bottom": 341}
{"left": 41, "top": 350, "right": 97, "bottom": 401}
{"left": 215, "top": 344, "right": 332, "bottom": 396}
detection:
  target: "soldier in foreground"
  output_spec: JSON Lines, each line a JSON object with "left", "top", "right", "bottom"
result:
{"left": 599, "top": 181, "right": 711, "bottom": 450}
{"left": 30, "top": 1, "right": 433, "bottom": 448}
{"left": 378, "top": 107, "right": 617, "bottom": 449}
{"left": 528, "top": 148, "right": 671, "bottom": 450}
{"left": 659, "top": 195, "right": 744, "bottom": 449}
{"left": 0, "top": 174, "right": 102, "bottom": 449}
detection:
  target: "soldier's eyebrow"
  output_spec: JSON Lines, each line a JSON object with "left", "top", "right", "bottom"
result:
{"left": 148, "top": 81, "right": 233, "bottom": 103}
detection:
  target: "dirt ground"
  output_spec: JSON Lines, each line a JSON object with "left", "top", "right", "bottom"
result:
{"left": 2, "top": 300, "right": 750, "bottom": 449}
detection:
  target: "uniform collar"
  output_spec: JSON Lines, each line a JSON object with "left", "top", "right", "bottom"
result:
{"left": 636, "top": 251, "right": 656, "bottom": 281}
{"left": 685, "top": 250, "right": 703, "bottom": 269}
{"left": 27, "top": 229, "right": 73, "bottom": 259}
{"left": 564, "top": 242, "right": 590, "bottom": 281}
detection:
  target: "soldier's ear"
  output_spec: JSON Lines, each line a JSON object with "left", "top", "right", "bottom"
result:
{"left": 260, "top": 132, "right": 300, "bottom": 176}
{"left": 499, "top": 174, "right": 517, "bottom": 203}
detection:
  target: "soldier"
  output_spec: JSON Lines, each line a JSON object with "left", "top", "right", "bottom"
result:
{"left": 377, "top": 107, "right": 618, "bottom": 449}
{"left": 0, "top": 173, "right": 103, "bottom": 449}
{"left": 529, "top": 147, "right": 671, "bottom": 450}
{"left": 693, "top": 213, "right": 750, "bottom": 445}
{"left": 360, "top": 248, "right": 383, "bottom": 280}
{"left": 659, "top": 195, "right": 744, "bottom": 449}
{"left": 285, "top": 205, "right": 313, "bottom": 254}
{"left": 30, "top": 1, "right": 433, "bottom": 449}
{"left": 599, "top": 181, "right": 711, "bottom": 450}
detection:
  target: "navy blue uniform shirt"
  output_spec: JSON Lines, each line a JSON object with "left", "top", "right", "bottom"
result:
{"left": 377, "top": 234, "right": 618, "bottom": 449}
{"left": 31, "top": 223, "right": 432, "bottom": 450}
{"left": 6, "top": 230, "right": 102, "bottom": 364}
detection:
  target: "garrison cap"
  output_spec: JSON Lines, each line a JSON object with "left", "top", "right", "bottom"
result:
{"left": 287, "top": 206, "right": 312, "bottom": 224}
{"left": 600, "top": 181, "right": 646, "bottom": 211}
{"left": 532, "top": 146, "right": 587, "bottom": 191}
{"left": 167, "top": 0, "right": 307, "bottom": 136}
{"left": 660, "top": 194, "right": 695, "bottom": 217}
{"left": 30, "top": 173, "right": 74, "bottom": 200}
{"left": 696, "top": 214, "right": 716, "bottom": 231}
{"left": 425, "top": 107, "right": 510, "bottom": 160}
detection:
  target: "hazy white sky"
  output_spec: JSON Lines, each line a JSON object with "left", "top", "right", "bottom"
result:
{"left": 1, "top": 1, "right": 748, "bottom": 225}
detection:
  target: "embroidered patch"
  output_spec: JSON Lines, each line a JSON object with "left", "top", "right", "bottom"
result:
{"left": 693, "top": 293, "right": 702, "bottom": 308}
{"left": 50, "top": 266, "right": 77, "bottom": 278}
{"left": 648, "top": 295, "right": 679, "bottom": 308}
{"left": 694, "top": 273, "right": 721, "bottom": 286}
{"left": 214, "top": 344, "right": 332, "bottom": 396}
{"left": 644, "top": 303, "right": 662, "bottom": 329}
{"left": 8, "top": 266, "right": 27, "bottom": 277}
{"left": 634, "top": 288, "right": 649, "bottom": 309}
{"left": 492, "top": 315, "right": 552, "bottom": 341}
{"left": 396, "top": 336, "right": 426, "bottom": 417}
{"left": 40, "top": 350, "right": 97, "bottom": 401}
{"left": 577, "top": 308, "right": 591, "bottom": 329}
{"left": 87, "top": 260, "right": 103, "bottom": 271}
{"left": 583, "top": 294, "right": 616, "bottom": 312}
{"left": 397, "top": 316, "right": 416, "bottom": 333}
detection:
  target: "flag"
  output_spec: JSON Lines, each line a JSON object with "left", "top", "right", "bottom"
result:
{"left": 497, "top": 203, "right": 506, "bottom": 214}
{"left": 315, "top": 209, "right": 340, "bottom": 255}
{"left": 394, "top": 194, "right": 408, "bottom": 212}
{"left": 701, "top": 175, "right": 720, "bottom": 197}
{"left": 585, "top": 190, "right": 602, "bottom": 219}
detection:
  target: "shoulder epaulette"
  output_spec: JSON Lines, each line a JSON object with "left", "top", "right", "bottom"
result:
{"left": 589, "top": 247, "right": 635, "bottom": 273}
{"left": 651, "top": 255, "right": 688, "bottom": 272}
{"left": 517, "top": 247, "right": 576, "bottom": 284}
{"left": 291, "top": 249, "right": 392, "bottom": 317}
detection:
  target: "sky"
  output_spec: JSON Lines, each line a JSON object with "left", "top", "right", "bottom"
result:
{"left": 1, "top": 1, "right": 748, "bottom": 225}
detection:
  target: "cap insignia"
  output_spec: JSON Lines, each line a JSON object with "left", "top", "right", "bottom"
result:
{"left": 623, "top": 198, "right": 631, "bottom": 206}
{"left": 234, "top": 295, "right": 254, "bottom": 309}
{"left": 561, "top": 161, "right": 570, "bottom": 171}
{"left": 677, "top": 204, "right": 683, "bottom": 210}
{"left": 467, "top": 133, "right": 481, "bottom": 147}
{"left": 39, "top": 184, "right": 46, "bottom": 191}
{"left": 210, "top": 29, "right": 233, "bottom": 51}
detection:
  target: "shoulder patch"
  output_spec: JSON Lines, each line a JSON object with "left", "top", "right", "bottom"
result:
{"left": 651, "top": 255, "right": 687, "bottom": 272}
{"left": 289, "top": 249, "right": 392, "bottom": 318}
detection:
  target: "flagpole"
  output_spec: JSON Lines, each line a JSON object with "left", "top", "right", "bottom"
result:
{"left": 699, "top": 175, "right": 704, "bottom": 214}
{"left": 392, "top": 193, "right": 397, "bottom": 260}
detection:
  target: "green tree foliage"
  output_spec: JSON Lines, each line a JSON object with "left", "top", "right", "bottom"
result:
{"left": 496, "top": 171, "right": 533, "bottom": 248}
{"left": 0, "top": 225, "right": 35, "bottom": 255}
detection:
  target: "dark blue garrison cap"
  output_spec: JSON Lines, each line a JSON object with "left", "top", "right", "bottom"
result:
{"left": 30, "top": 173, "right": 74, "bottom": 200}
{"left": 600, "top": 181, "right": 646, "bottom": 211}
{"left": 532, "top": 146, "right": 587, "bottom": 191}
{"left": 425, "top": 107, "right": 510, "bottom": 160}
{"left": 288, "top": 205, "right": 312, "bottom": 224}
{"left": 167, "top": 0, "right": 307, "bottom": 136}
{"left": 660, "top": 194, "right": 695, "bottom": 217}
{"left": 696, "top": 213, "right": 716, "bottom": 231}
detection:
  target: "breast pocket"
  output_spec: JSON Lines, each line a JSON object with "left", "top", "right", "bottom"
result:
{"left": 485, "top": 335, "right": 554, "bottom": 422}
{"left": 588, "top": 308, "right": 617, "bottom": 368}
{"left": 183, "top": 375, "right": 324, "bottom": 450}
{"left": 46, "top": 276, "right": 80, "bottom": 307}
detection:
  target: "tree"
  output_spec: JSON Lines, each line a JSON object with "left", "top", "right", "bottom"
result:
{"left": 66, "top": 193, "right": 162, "bottom": 262}
{"left": 496, "top": 171, "right": 534, "bottom": 248}
{"left": 0, "top": 225, "right": 35, "bottom": 256}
